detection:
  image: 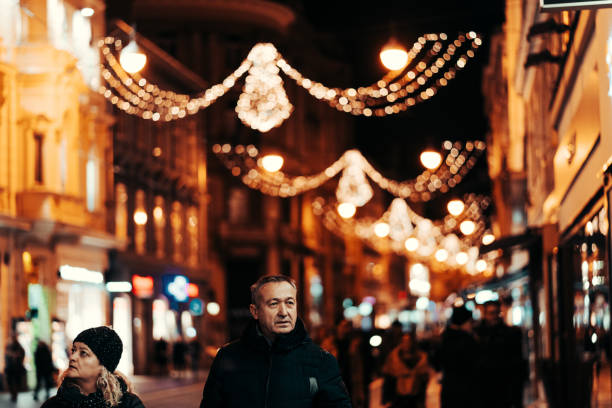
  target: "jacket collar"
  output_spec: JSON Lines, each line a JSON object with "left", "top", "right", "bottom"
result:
{"left": 243, "top": 317, "right": 310, "bottom": 353}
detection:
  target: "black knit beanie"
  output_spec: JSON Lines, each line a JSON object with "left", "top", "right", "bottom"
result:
{"left": 73, "top": 326, "right": 123, "bottom": 372}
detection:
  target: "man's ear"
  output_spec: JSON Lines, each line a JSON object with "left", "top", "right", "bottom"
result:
{"left": 249, "top": 303, "right": 258, "bottom": 320}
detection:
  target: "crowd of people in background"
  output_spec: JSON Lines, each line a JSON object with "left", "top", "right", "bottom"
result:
{"left": 312, "top": 299, "right": 527, "bottom": 408}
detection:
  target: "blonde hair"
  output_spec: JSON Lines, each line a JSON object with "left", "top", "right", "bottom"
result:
{"left": 57, "top": 367, "right": 135, "bottom": 407}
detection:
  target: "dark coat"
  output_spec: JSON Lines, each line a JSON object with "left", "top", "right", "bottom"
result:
{"left": 474, "top": 321, "right": 526, "bottom": 408}
{"left": 41, "top": 377, "right": 145, "bottom": 408}
{"left": 200, "top": 318, "right": 352, "bottom": 408}
{"left": 433, "top": 327, "right": 479, "bottom": 408}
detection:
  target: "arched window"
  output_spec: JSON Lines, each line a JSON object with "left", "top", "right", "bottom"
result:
{"left": 171, "top": 202, "right": 184, "bottom": 263}
{"left": 187, "top": 206, "right": 198, "bottom": 266}
{"left": 153, "top": 196, "right": 166, "bottom": 259}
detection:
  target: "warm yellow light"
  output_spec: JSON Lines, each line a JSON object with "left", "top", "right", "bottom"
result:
{"left": 120, "top": 40, "right": 147, "bottom": 74}
{"left": 482, "top": 233, "right": 495, "bottom": 245}
{"left": 380, "top": 38, "right": 409, "bottom": 70}
{"left": 22, "top": 251, "right": 33, "bottom": 273}
{"left": 404, "top": 237, "right": 419, "bottom": 251}
{"left": 260, "top": 154, "right": 284, "bottom": 172}
{"left": 420, "top": 150, "right": 442, "bottom": 170}
{"left": 456, "top": 251, "right": 468, "bottom": 265}
{"left": 152, "top": 147, "right": 162, "bottom": 157}
{"left": 374, "top": 222, "right": 390, "bottom": 238}
{"left": 134, "top": 210, "right": 148, "bottom": 225}
{"left": 447, "top": 199, "right": 465, "bottom": 216}
{"left": 153, "top": 206, "right": 163, "bottom": 221}
{"left": 337, "top": 202, "right": 356, "bottom": 219}
{"left": 80, "top": 7, "right": 94, "bottom": 17}
{"left": 435, "top": 248, "right": 449, "bottom": 262}
{"left": 459, "top": 220, "right": 476, "bottom": 235}
{"left": 476, "top": 259, "right": 487, "bottom": 272}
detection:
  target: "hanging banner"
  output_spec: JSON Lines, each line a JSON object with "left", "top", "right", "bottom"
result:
{"left": 540, "top": 0, "right": 612, "bottom": 10}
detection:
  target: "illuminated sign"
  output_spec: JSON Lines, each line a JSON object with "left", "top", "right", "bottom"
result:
{"left": 540, "top": 0, "right": 612, "bottom": 10}
{"left": 163, "top": 275, "right": 189, "bottom": 302}
{"left": 132, "top": 275, "right": 154, "bottom": 298}
{"left": 106, "top": 281, "right": 132, "bottom": 292}
{"left": 59, "top": 265, "right": 104, "bottom": 284}
{"left": 189, "top": 298, "right": 204, "bottom": 316}
{"left": 187, "top": 283, "right": 199, "bottom": 298}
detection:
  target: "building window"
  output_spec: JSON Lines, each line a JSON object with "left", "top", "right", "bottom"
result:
{"left": 134, "top": 190, "right": 148, "bottom": 255}
{"left": 228, "top": 187, "right": 248, "bottom": 224}
{"left": 34, "top": 132, "right": 44, "bottom": 184}
{"left": 115, "top": 184, "right": 128, "bottom": 240}
{"left": 171, "top": 201, "right": 183, "bottom": 263}
{"left": 153, "top": 196, "right": 166, "bottom": 259}
{"left": 187, "top": 206, "right": 198, "bottom": 267}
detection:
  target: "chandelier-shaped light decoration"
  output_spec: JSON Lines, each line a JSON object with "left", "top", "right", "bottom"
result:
{"left": 336, "top": 150, "right": 373, "bottom": 207}
{"left": 213, "top": 140, "right": 485, "bottom": 202}
{"left": 236, "top": 44, "right": 293, "bottom": 132}
{"left": 387, "top": 198, "right": 413, "bottom": 242}
{"left": 98, "top": 32, "right": 482, "bottom": 127}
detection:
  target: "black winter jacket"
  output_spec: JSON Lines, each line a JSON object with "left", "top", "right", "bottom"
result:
{"left": 200, "top": 318, "right": 352, "bottom": 408}
{"left": 41, "top": 376, "right": 145, "bottom": 408}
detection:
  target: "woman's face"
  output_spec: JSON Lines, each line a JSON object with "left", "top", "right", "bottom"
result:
{"left": 66, "top": 342, "right": 102, "bottom": 383}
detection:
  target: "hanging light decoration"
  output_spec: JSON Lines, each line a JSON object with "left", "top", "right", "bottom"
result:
{"left": 235, "top": 43, "right": 293, "bottom": 132}
{"left": 99, "top": 32, "right": 482, "bottom": 126}
{"left": 119, "top": 28, "right": 147, "bottom": 74}
{"left": 447, "top": 199, "right": 465, "bottom": 216}
{"left": 337, "top": 202, "right": 357, "bottom": 219}
{"left": 481, "top": 232, "right": 495, "bottom": 245}
{"left": 420, "top": 150, "right": 442, "bottom": 170}
{"left": 260, "top": 154, "right": 284, "bottom": 172}
{"left": 380, "top": 37, "right": 410, "bottom": 70}
{"left": 213, "top": 141, "right": 485, "bottom": 202}
{"left": 374, "top": 222, "right": 391, "bottom": 238}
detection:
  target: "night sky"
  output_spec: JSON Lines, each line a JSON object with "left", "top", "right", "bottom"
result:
{"left": 298, "top": 1, "right": 506, "bottom": 219}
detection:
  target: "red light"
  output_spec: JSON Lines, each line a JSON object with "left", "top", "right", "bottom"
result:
{"left": 132, "top": 275, "right": 154, "bottom": 298}
{"left": 187, "top": 283, "right": 199, "bottom": 298}
{"left": 398, "top": 290, "right": 408, "bottom": 300}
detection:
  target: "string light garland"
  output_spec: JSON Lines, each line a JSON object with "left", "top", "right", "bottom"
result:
{"left": 212, "top": 140, "right": 485, "bottom": 203}
{"left": 98, "top": 32, "right": 482, "bottom": 129}
{"left": 312, "top": 195, "right": 491, "bottom": 275}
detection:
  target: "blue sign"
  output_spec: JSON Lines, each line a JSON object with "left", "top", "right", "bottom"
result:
{"left": 189, "top": 298, "right": 204, "bottom": 316}
{"left": 162, "top": 274, "right": 189, "bottom": 302}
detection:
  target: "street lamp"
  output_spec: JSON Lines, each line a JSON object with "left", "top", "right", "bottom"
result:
{"left": 447, "top": 199, "right": 465, "bottom": 216}
{"left": 337, "top": 202, "right": 356, "bottom": 219}
{"left": 380, "top": 37, "right": 409, "bottom": 71}
{"left": 419, "top": 149, "right": 442, "bottom": 170}
{"left": 459, "top": 220, "right": 476, "bottom": 235}
{"left": 120, "top": 28, "right": 147, "bottom": 74}
{"left": 260, "top": 154, "right": 284, "bottom": 172}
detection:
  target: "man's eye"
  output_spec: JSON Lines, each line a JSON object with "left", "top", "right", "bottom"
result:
{"left": 269, "top": 302, "right": 278, "bottom": 307}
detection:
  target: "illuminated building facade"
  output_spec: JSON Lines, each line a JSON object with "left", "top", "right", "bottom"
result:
{"left": 483, "top": 1, "right": 612, "bottom": 406}
{"left": 0, "top": 0, "right": 118, "bottom": 380}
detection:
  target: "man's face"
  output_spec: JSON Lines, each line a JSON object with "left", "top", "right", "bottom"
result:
{"left": 250, "top": 281, "right": 297, "bottom": 339}
{"left": 483, "top": 304, "right": 501, "bottom": 326}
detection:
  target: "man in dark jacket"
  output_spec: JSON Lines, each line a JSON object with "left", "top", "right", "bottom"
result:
{"left": 200, "top": 274, "right": 352, "bottom": 408}
{"left": 474, "top": 300, "right": 527, "bottom": 408}
{"left": 432, "top": 305, "right": 479, "bottom": 408}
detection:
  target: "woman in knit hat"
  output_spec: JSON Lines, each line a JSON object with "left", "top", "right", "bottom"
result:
{"left": 41, "top": 326, "right": 145, "bottom": 408}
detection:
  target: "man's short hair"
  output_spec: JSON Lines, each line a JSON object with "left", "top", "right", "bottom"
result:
{"left": 250, "top": 274, "right": 297, "bottom": 305}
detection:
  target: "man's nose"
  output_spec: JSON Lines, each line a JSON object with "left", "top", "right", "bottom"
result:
{"left": 278, "top": 303, "right": 287, "bottom": 315}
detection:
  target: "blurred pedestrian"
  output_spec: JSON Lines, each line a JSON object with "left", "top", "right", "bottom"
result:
{"left": 321, "top": 319, "right": 365, "bottom": 407}
{"left": 380, "top": 320, "right": 404, "bottom": 367}
{"left": 153, "top": 338, "right": 169, "bottom": 376}
{"left": 381, "top": 332, "right": 430, "bottom": 408}
{"left": 41, "top": 326, "right": 145, "bottom": 408}
{"left": 4, "top": 333, "right": 26, "bottom": 402}
{"left": 172, "top": 336, "right": 188, "bottom": 378}
{"left": 199, "top": 274, "right": 351, "bottom": 408}
{"left": 33, "top": 339, "right": 55, "bottom": 401}
{"left": 474, "top": 300, "right": 527, "bottom": 408}
{"left": 431, "top": 305, "right": 479, "bottom": 408}
{"left": 189, "top": 337, "right": 203, "bottom": 378}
